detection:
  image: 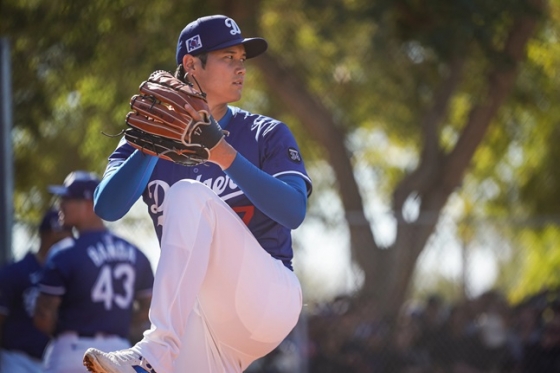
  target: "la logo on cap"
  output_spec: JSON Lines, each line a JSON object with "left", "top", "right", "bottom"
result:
{"left": 186, "top": 35, "right": 202, "bottom": 53}
{"left": 176, "top": 15, "right": 268, "bottom": 64}
{"left": 225, "top": 18, "right": 241, "bottom": 35}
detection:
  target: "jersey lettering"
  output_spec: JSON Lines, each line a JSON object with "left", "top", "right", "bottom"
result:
{"left": 232, "top": 206, "right": 255, "bottom": 225}
{"left": 91, "top": 264, "right": 135, "bottom": 310}
{"left": 87, "top": 239, "right": 137, "bottom": 267}
{"left": 195, "top": 174, "right": 237, "bottom": 195}
{"left": 148, "top": 176, "right": 242, "bottom": 227}
{"left": 147, "top": 180, "right": 170, "bottom": 214}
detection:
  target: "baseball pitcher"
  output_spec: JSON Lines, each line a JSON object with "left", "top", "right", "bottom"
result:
{"left": 83, "top": 15, "right": 312, "bottom": 373}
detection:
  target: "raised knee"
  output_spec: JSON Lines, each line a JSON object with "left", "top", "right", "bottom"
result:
{"left": 167, "top": 179, "right": 214, "bottom": 201}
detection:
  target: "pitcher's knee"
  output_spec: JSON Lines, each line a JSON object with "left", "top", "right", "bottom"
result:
{"left": 167, "top": 179, "right": 216, "bottom": 202}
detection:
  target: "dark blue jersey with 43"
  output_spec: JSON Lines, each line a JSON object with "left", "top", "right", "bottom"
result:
{"left": 38, "top": 230, "right": 154, "bottom": 338}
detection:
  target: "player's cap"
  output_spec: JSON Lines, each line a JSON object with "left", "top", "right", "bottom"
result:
{"left": 176, "top": 14, "right": 268, "bottom": 65}
{"left": 48, "top": 171, "right": 100, "bottom": 200}
{"left": 39, "top": 209, "right": 72, "bottom": 232}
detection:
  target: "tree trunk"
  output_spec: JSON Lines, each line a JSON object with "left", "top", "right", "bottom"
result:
{"left": 252, "top": 55, "right": 384, "bottom": 299}
{"left": 228, "top": 0, "right": 545, "bottom": 315}
{"left": 386, "top": 0, "right": 545, "bottom": 312}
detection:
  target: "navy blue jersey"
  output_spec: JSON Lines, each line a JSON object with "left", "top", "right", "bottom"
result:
{"left": 38, "top": 231, "right": 154, "bottom": 338}
{"left": 107, "top": 107, "right": 312, "bottom": 269}
{"left": 0, "top": 252, "right": 53, "bottom": 359}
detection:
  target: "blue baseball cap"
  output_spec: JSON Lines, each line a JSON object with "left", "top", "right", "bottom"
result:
{"left": 48, "top": 171, "right": 100, "bottom": 200}
{"left": 176, "top": 15, "right": 268, "bottom": 65}
{"left": 39, "top": 209, "right": 71, "bottom": 232}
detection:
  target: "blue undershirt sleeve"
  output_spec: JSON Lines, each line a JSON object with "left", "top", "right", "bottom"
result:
{"left": 94, "top": 150, "right": 158, "bottom": 221}
{"left": 224, "top": 153, "right": 308, "bottom": 229}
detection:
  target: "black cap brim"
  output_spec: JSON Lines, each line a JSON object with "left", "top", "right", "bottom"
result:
{"left": 242, "top": 38, "right": 268, "bottom": 59}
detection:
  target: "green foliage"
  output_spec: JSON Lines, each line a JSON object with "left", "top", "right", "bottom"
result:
{"left": 467, "top": 12, "right": 560, "bottom": 219}
{"left": 259, "top": 0, "right": 552, "bottom": 205}
{"left": 446, "top": 50, "right": 560, "bottom": 300}
{"left": 286, "top": 0, "right": 559, "bottom": 302}
{"left": 1, "top": 0, "right": 217, "bottom": 218}
{"left": 2, "top": 0, "right": 559, "bottom": 302}
{"left": 509, "top": 226, "right": 560, "bottom": 303}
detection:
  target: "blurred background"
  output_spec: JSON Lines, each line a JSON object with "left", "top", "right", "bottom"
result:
{"left": 2, "top": 0, "right": 560, "bottom": 372}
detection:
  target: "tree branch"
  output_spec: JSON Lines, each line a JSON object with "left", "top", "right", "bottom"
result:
{"left": 253, "top": 54, "right": 381, "bottom": 281}
{"left": 392, "top": 56, "right": 465, "bottom": 218}
{"left": 443, "top": 0, "right": 545, "bottom": 190}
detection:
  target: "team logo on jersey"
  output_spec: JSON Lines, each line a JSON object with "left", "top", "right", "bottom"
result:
{"left": 186, "top": 35, "right": 202, "bottom": 53}
{"left": 288, "top": 147, "right": 302, "bottom": 163}
{"left": 251, "top": 116, "right": 280, "bottom": 139}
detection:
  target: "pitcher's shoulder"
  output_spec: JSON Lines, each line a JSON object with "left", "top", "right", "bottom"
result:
{"left": 230, "top": 107, "right": 288, "bottom": 136}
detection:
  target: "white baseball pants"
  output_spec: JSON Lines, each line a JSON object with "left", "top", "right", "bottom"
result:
{"left": 135, "top": 180, "right": 302, "bottom": 373}
{"left": 43, "top": 332, "right": 130, "bottom": 373}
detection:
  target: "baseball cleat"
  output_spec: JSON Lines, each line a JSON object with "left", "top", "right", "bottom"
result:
{"left": 83, "top": 348, "right": 157, "bottom": 373}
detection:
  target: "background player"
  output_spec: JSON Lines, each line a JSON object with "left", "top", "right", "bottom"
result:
{"left": 33, "top": 171, "right": 154, "bottom": 373}
{"left": 83, "top": 14, "right": 312, "bottom": 373}
{"left": 0, "top": 208, "right": 73, "bottom": 373}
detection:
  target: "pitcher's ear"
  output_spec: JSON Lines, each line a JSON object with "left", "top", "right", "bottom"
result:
{"left": 183, "top": 55, "right": 196, "bottom": 71}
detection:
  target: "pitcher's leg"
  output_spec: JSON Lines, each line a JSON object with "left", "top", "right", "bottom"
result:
{"left": 179, "top": 188, "right": 302, "bottom": 370}
{"left": 135, "top": 180, "right": 217, "bottom": 371}
{"left": 171, "top": 302, "right": 234, "bottom": 373}
{"left": 173, "top": 264, "right": 302, "bottom": 373}
{"left": 198, "top": 235, "right": 302, "bottom": 370}
{"left": 136, "top": 180, "right": 301, "bottom": 372}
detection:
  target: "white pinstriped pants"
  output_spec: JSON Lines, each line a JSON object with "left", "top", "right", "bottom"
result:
{"left": 134, "top": 180, "right": 302, "bottom": 373}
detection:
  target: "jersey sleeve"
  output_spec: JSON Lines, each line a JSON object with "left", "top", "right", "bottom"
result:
{"left": 106, "top": 137, "right": 136, "bottom": 170}
{"left": 38, "top": 238, "right": 75, "bottom": 296}
{"left": 95, "top": 138, "right": 158, "bottom": 221}
{"left": 260, "top": 122, "right": 312, "bottom": 196}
